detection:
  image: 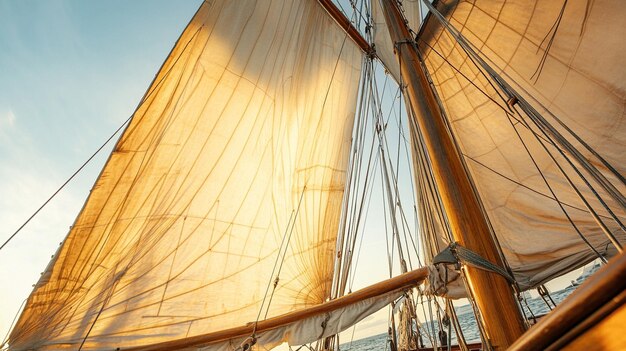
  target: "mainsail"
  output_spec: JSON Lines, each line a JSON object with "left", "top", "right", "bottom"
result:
{"left": 8, "top": 0, "right": 368, "bottom": 349}
{"left": 373, "top": 0, "right": 626, "bottom": 290}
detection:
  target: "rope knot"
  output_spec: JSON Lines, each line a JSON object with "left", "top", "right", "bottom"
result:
{"left": 238, "top": 335, "right": 257, "bottom": 351}
{"left": 318, "top": 312, "right": 332, "bottom": 339}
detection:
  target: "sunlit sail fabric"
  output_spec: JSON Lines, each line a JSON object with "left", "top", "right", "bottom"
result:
{"left": 402, "top": 0, "right": 626, "bottom": 289}
{"left": 371, "top": 0, "right": 422, "bottom": 80}
{"left": 8, "top": 0, "right": 363, "bottom": 349}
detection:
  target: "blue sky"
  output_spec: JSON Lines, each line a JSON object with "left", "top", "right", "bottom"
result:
{"left": 0, "top": 0, "right": 203, "bottom": 341}
{"left": 0, "top": 0, "right": 202, "bottom": 171}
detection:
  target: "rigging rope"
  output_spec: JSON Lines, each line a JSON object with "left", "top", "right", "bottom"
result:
{"left": 421, "top": 0, "right": 626, "bottom": 211}
{"left": 377, "top": 31, "right": 427, "bottom": 274}
{"left": 417, "top": 1, "right": 623, "bottom": 256}
{"left": 0, "top": 120, "right": 128, "bottom": 253}
{"left": 333, "top": 57, "right": 368, "bottom": 298}
{"left": 390, "top": 5, "right": 499, "bottom": 346}
{"left": 0, "top": 25, "right": 205, "bottom": 253}
{"left": 503, "top": 111, "right": 609, "bottom": 261}
{"left": 0, "top": 299, "right": 26, "bottom": 349}
{"left": 433, "top": 243, "right": 516, "bottom": 284}
{"left": 338, "top": 57, "right": 389, "bottom": 297}
{"left": 416, "top": 47, "right": 523, "bottom": 288}
{"left": 78, "top": 264, "right": 124, "bottom": 350}
{"left": 537, "top": 285, "right": 557, "bottom": 310}
{"left": 520, "top": 292, "right": 538, "bottom": 324}
{"left": 253, "top": 5, "right": 359, "bottom": 342}
{"left": 446, "top": 298, "right": 469, "bottom": 351}
{"left": 254, "top": 210, "right": 295, "bottom": 324}
{"left": 530, "top": 0, "right": 569, "bottom": 83}
{"left": 417, "top": 36, "right": 625, "bottom": 249}
{"left": 507, "top": 109, "right": 622, "bottom": 255}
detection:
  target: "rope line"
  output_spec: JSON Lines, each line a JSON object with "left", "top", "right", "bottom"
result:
{"left": 418, "top": 0, "right": 623, "bottom": 255}
{"left": 422, "top": 0, "right": 626, "bottom": 211}
{"left": 420, "top": 30, "right": 625, "bottom": 250}
{"left": 0, "top": 25, "right": 205, "bottom": 253}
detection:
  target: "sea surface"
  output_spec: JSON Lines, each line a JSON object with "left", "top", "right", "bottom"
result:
{"left": 339, "top": 265, "right": 597, "bottom": 350}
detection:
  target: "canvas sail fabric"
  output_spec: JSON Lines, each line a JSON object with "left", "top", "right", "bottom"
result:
{"left": 371, "top": 0, "right": 422, "bottom": 80}
{"left": 195, "top": 290, "right": 401, "bottom": 351}
{"left": 376, "top": 0, "right": 626, "bottom": 290}
{"left": 8, "top": 0, "right": 364, "bottom": 349}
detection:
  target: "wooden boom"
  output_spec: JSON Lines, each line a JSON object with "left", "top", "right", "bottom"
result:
{"left": 123, "top": 268, "right": 428, "bottom": 350}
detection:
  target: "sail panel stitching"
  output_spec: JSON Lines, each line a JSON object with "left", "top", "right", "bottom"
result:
{"left": 417, "top": 26, "right": 626, "bottom": 249}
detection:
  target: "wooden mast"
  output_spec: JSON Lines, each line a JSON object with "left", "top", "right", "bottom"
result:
{"left": 378, "top": 0, "right": 527, "bottom": 349}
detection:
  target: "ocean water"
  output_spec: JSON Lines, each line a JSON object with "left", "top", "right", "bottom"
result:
{"left": 340, "top": 272, "right": 592, "bottom": 351}
{"left": 341, "top": 333, "right": 388, "bottom": 351}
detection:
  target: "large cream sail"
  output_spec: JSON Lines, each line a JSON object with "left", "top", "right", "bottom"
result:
{"left": 374, "top": 0, "right": 626, "bottom": 290}
{"left": 8, "top": 0, "right": 364, "bottom": 349}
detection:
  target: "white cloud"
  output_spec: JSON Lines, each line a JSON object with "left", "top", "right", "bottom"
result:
{"left": 0, "top": 110, "right": 16, "bottom": 130}
{"left": 0, "top": 109, "right": 26, "bottom": 154}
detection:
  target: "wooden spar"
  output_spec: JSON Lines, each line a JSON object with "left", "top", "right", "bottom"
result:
{"left": 122, "top": 268, "right": 428, "bottom": 351}
{"left": 560, "top": 294, "right": 626, "bottom": 350}
{"left": 316, "top": 0, "right": 372, "bottom": 53}
{"left": 377, "top": 0, "right": 527, "bottom": 349}
{"left": 509, "top": 252, "right": 626, "bottom": 350}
